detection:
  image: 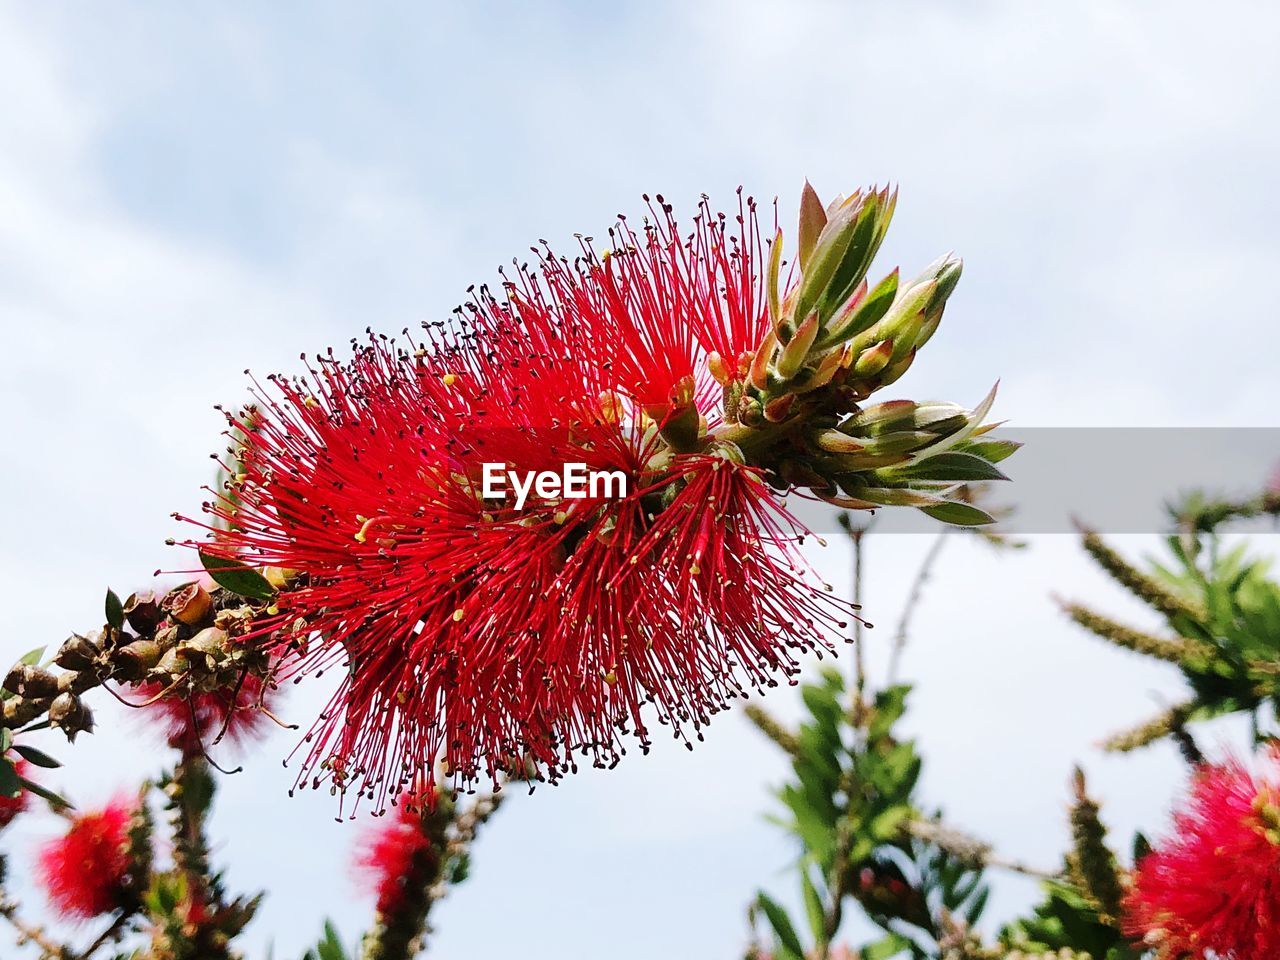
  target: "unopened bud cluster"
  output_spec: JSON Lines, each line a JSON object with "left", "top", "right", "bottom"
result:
{"left": 675, "top": 184, "right": 1013, "bottom": 524}
{"left": 2, "top": 582, "right": 275, "bottom": 737}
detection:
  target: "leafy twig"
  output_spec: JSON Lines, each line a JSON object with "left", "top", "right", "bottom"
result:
{"left": 888, "top": 531, "right": 949, "bottom": 687}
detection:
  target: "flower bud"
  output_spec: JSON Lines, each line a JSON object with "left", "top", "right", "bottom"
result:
{"left": 921, "top": 253, "right": 962, "bottom": 311}
{"left": 4, "top": 664, "right": 59, "bottom": 699}
{"left": 123, "top": 592, "right": 163, "bottom": 636}
{"left": 114, "top": 640, "right": 163, "bottom": 681}
{"left": 773, "top": 313, "right": 819, "bottom": 382}
{"left": 164, "top": 584, "right": 213, "bottom": 627}
{"left": 737, "top": 395, "right": 764, "bottom": 426}
{"left": 860, "top": 429, "right": 938, "bottom": 456}
{"left": 54, "top": 633, "right": 99, "bottom": 672}
{"left": 795, "top": 188, "right": 895, "bottom": 326}
{"left": 177, "top": 627, "right": 229, "bottom": 666}
{"left": 813, "top": 429, "right": 867, "bottom": 454}
{"left": 819, "top": 269, "right": 898, "bottom": 349}
{"left": 154, "top": 648, "right": 187, "bottom": 678}
{"left": 707, "top": 351, "right": 731, "bottom": 386}
{"left": 877, "top": 349, "right": 916, "bottom": 387}
{"left": 852, "top": 340, "right": 893, "bottom": 377}
{"left": 842, "top": 400, "right": 918, "bottom": 434}
{"left": 763, "top": 394, "right": 796, "bottom": 423}
{"left": 49, "top": 692, "right": 94, "bottom": 741}
{"left": 748, "top": 331, "right": 776, "bottom": 391}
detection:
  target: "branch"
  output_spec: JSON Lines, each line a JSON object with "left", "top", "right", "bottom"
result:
{"left": 888, "top": 531, "right": 949, "bottom": 686}
{"left": 1076, "top": 525, "right": 1206, "bottom": 623}
{"left": 1056, "top": 598, "right": 1212, "bottom": 664}
{"left": 2, "top": 584, "right": 275, "bottom": 741}
{"left": 0, "top": 888, "right": 74, "bottom": 960}
{"left": 904, "top": 818, "right": 1059, "bottom": 881}
{"left": 742, "top": 703, "right": 800, "bottom": 757}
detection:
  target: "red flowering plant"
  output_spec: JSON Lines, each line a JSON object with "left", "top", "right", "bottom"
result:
{"left": 1124, "top": 748, "right": 1280, "bottom": 960}
{"left": 37, "top": 797, "right": 142, "bottom": 921}
{"left": 0, "top": 182, "right": 1024, "bottom": 960}
{"left": 178, "top": 184, "right": 1009, "bottom": 812}
{"left": 10, "top": 178, "right": 1280, "bottom": 960}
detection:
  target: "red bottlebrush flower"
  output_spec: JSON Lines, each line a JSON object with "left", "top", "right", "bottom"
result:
{"left": 355, "top": 799, "right": 436, "bottom": 916}
{"left": 38, "top": 798, "right": 136, "bottom": 920}
{"left": 132, "top": 671, "right": 278, "bottom": 752}
{"left": 0, "top": 759, "right": 30, "bottom": 829}
{"left": 183, "top": 191, "right": 853, "bottom": 811}
{"left": 532, "top": 192, "right": 771, "bottom": 412}
{"left": 1124, "top": 747, "right": 1280, "bottom": 959}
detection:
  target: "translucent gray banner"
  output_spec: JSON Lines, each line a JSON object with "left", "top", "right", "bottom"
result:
{"left": 789, "top": 428, "right": 1280, "bottom": 535}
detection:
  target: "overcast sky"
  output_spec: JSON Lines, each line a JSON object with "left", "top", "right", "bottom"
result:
{"left": 2, "top": 3, "right": 1279, "bottom": 958}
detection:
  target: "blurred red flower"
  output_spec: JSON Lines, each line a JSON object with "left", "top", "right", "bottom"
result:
{"left": 37, "top": 798, "right": 136, "bottom": 920}
{"left": 131, "top": 671, "right": 277, "bottom": 753}
{"left": 1124, "top": 746, "right": 1280, "bottom": 959}
{"left": 355, "top": 800, "right": 436, "bottom": 916}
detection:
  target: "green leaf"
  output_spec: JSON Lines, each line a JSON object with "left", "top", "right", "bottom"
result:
{"left": 199, "top": 548, "right": 276, "bottom": 601}
{"left": 965, "top": 884, "right": 991, "bottom": 925}
{"left": 862, "top": 932, "right": 913, "bottom": 960}
{"left": 797, "top": 180, "right": 827, "bottom": 273}
{"left": 12, "top": 743, "right": 61, "bottom": 769}
{"left": 859, "top": 487, "right": 948, "bottom": 508}
{"left": 868, "top": 804, "right": 912, "bottom": 842}
{"left": 18, "top": 646, "right": 45, "bottom": 667}
{"left": 799, "top": 865, "right": 826, "bottom": 945}
{"left": 756, "top": 892, "right": 806, "bottom": 960}
{"left": 920, "top": 501, "right": 996, "bottom": 527}
{"left": 869, "top": 685, "right": 911, "bottom": 740}
{"left": 313, "top": 919, "right": 348, "bottom": 960}
{"left": 20, "top": 777, "right": 73, "bottom": 811}
{"left": 820, "top": 194, "right": 891, "bottom": 320}
{"left": 889, "top": 452, "right": 1009, "bottom": 483}
{"left": 817, "top": 268, "right": 898, "bottom": 348}
{"left": 1132, "top": 832, "right": 1151, "bottom": 864}
{"left": 0, "top": 757, "right": 19, "bottom": 798}
{"left": 959, "top": 438, "right": 1022, "bottom": 464}
{"left": 105, "top": 588, "right": 125, "bottom": 630}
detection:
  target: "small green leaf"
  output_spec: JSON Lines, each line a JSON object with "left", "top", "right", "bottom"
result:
{"left": 756, "top": 892, "right": 806, "bottom": 960}
{"left": 314, "top": 919, "right": 349, "bottom": 960}
{"left": 0, "top": 757, "right": 21, "bottom": 798}
{"left": 1132, "top": 832, "right": 1151, "bottom": 864}
{"left": 105, "top": 588, "right": 125, "bottom": 630}
{"left": 18, "top": 646, "right": 46, "bottom": 667}
{"left": 799, "top": 865, "right": 826, "bottom": 944}
{"left": 960, "top": 438, "right": 1022, "bottom": 463}
{"left": 868, "top": 804, "right": 911, "bottom": 841}
{"left": 1, "top": 728, "right": 11, "bottom": 752}
{"left": 20, "top": 777, "right": 73, "bottom": 811}
{"left": 858, "top": 487, "right": 947, "bottom": 508}
{"left": 797, "top": 180, "right": 827, "bottom": 273}
{"left": 863, "top": 932, "right": 913, "bottom": 960}
{"left": 199, "top": 548, "right": 277, "bottom": 601}
{"left": 12, "top": 743, "right": 61, "bottom": 769}
{"left": 920, "top": 501, "right": 996, "bottom": 527}
{"left": 890, "top": 452, "right": 1010, "bottom": 483}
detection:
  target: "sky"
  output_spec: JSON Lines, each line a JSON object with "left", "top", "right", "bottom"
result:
{"left": 1, "top": 2, "right": 1279, "bottom": 957}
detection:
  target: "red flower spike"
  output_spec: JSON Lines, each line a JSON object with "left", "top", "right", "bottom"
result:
{"left": 132, "top": 672, "right": 278, "bottom": 752}
{"left": 355, "top": 799, "right": 436, "bottom": 916}
{"left": 38, "top": 798, "right": 135, "bottom": 920}
{"left": 1124, "top": 745, "right": 1280, "bottom": 959}
{"left": 185, "top": 192, "right": 853, "bottom": 812}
